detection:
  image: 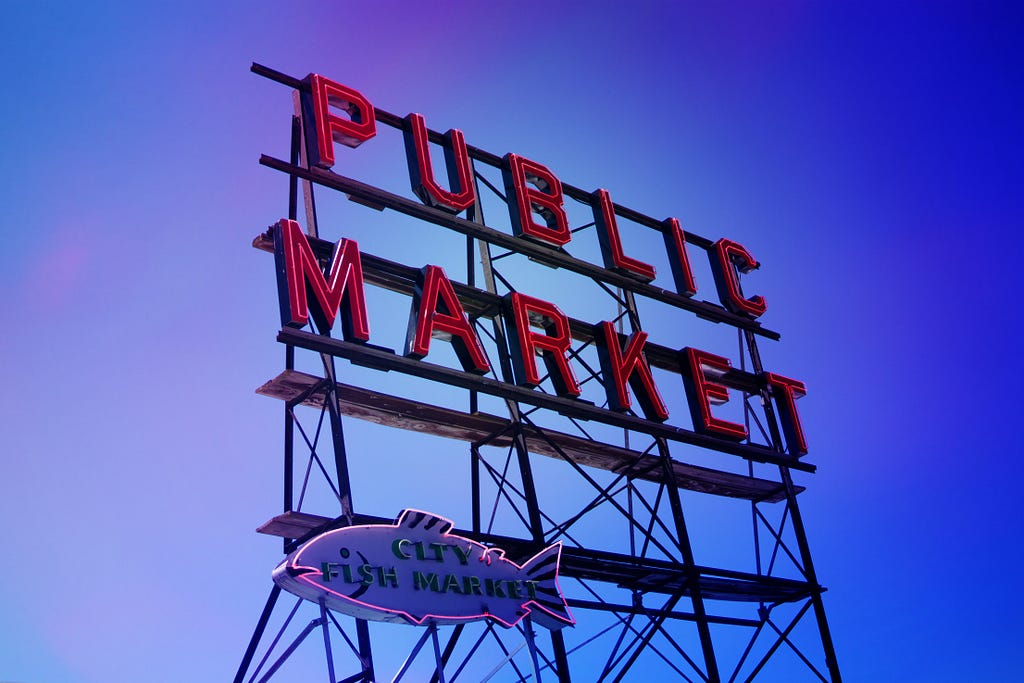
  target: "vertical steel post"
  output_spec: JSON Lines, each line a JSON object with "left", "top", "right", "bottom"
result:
{"left": 620, "top": 289, "right": 719, "bottom": 681}
{"left": 283, "top": 114, "right": 300, "bottom": 549}
{"left": 289, "top": 87, "right": 357, "bottom": 522}
{"left": 288, "top": 115, "right": 300, "bottom": 221}
{"left": 430, "top": 623, "right": 448, "bottom": 683}
{"left": 356, "top": 618, "right": 375, "bottom": 681}
{"left": 283, "top": 344, "right": 294, "bottom": 555}
{"left": 656, "top": 437, "right": 720, "bottom": 682}
{"left": 550, "top": 630, "right": 572, "bottom": 683}
{"left": 233, "top": 585, "right": 282, "bottom": 683}
{"left": 467, "top": 163, "right": 570, "bottom": 679}
{"left": 319, "top": 361, "right": 355, "bottom": 519}
{"left": 467, "top": 233, "right": 479, "bottom": 415}
{"left": 243, "top": 86, "right": 373, "bottom": 683}
{"left": 467, "top": 166, "right": 544, "bottom": 542}
{"left": 430, "top": 624, "right": 465, "bottom": 683}
{"left": 524, "top": 616, "right": 545, "bottom": 683}
{"left": 319, "top": 600, "right": 337, "bottom": 683}
{"left": 471, "top": 445, "right": 482, "bottom": 534}
{"left": 744, "top": 329, "right": 841, "bottom": 682}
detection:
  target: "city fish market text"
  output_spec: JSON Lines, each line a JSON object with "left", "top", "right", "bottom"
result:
{"left": 273, "top": 510, "right": 574, "bottom": 629}
{"left": 322, "top": 539, "right": 544, "bottom": 603}
{"left": 271, "top": 73, "right": 810, "bottom": 458}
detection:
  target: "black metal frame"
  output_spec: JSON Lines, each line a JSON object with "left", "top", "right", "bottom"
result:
{"left": 234, "top": 63, "right": 841, "bottom": 682}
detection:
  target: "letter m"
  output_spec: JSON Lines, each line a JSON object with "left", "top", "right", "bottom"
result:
{"left": 413, "top": 571, "right": 440, "bottom": 592}
{"left": 273, "top": 219, "right": 370, "bottom": 341}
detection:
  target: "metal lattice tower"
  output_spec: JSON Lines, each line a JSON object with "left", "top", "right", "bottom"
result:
{"left": 234, "top": 63, "right": 841, "bottom": 683}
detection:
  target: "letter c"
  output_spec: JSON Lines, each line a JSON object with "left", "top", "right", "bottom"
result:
{"left": 392, "top": 538, "right": 412, "bottom": 559}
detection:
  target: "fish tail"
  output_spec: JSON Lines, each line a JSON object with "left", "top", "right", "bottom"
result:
{"left": 520, "top": 542, "right": 574, "bottom": 628}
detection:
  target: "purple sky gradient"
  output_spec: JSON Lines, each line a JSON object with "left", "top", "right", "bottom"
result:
{"left": 2, "top": 2, "right": 1022, "bottom": 681}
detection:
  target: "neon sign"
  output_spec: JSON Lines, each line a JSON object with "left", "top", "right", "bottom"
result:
{"left": 267, "top": 71, "right": 812, "bottom": 464}
{"left": 241, "top": 65, "right": 840, "bottom": 682}
{"left": 272, "top": 509, "right": 574, "bottom": 630}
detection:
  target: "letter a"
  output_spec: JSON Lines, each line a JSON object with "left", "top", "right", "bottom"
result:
{"left": 405, "top": 265, "right": 490, "bottom": 374}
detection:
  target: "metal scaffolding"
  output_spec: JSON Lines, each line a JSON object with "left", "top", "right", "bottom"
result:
{"left": 234, "top": 63, "right": 841, "bottom": 683}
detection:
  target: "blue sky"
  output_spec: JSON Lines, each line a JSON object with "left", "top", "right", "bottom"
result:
{"left": 2, "top": 2, "right": 1022, "bottom": 681}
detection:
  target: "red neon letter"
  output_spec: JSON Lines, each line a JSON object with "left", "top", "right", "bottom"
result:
{"left": 680, "top": 347, "right": 747, "bottom": 441}
{"left": 594, "top": 322, "right": 668, "bottom": 421}
{"left": 304, "top": 74, "right": 377, "bottom": 169}
{"left": 405, "top": 265, "right": 490, "bottom": 374}
{"left": 710, "top": 238, "right": 766, "bottom": 318}
{"left": 506, "top": 292, "right": 580, "bottom": 397}
{"left": 765, "top": 372, "right": 808, "bottom": 456}
{"left": 593, "top": 189, "right": 655, "bottom": 281}
{"left": 273, "top": 218, "right": 370, "bottom": 341}
{"left": 502, "top": 154, "right": 571, "bottom": 247}
{"left": 663, "top": 218, "right": 697, "bottom": 297}
{"left": 403, "top": 113, "right": 475, "bottom": 213}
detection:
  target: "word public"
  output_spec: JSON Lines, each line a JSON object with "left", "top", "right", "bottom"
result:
{"left": 274, "top": 74, "right": 809, "bottom": 455}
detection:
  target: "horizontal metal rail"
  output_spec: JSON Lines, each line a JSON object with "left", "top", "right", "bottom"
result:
{"left": 254, "top": 232, "right": 767, "bottom": 391}
{"left": 259, "top": 155, "right": 780, "bottom": 340}
{"left": 277, "top": 326, "right": 812, "bottom": 472}
{"left": 257, "top": 369, "right": 801, "bottom": 502}
{"left": 258, "top": 510, "right": 820, "bottom": 605}
{"left": 252, "top": 62, "right": 717, "bottom": 248}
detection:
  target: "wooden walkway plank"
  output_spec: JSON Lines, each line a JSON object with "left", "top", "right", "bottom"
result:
{"left": 257, "top": 370, "right": 799, "bottom": 503}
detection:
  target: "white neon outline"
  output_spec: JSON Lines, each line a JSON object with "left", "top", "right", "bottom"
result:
{"left": 275, "top": 508, "right": 575, "bottom": 629}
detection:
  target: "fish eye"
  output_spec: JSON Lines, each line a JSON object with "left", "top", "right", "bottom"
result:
{"left": 339, "top": 547, "right": 350, "bottom": 559}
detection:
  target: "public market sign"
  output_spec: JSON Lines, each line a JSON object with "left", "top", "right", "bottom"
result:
{"left": 272, "top": 510, "right": 574, "bottom": 629}
{"left": 267, "top": 71, "right": 810, "bottom": 468}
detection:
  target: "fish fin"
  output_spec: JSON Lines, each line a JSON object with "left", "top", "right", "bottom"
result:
{"left": 394, "top": 509, "right": 454, "bottom": 534}
{"left": 521, "top": 542, "right": 574, "bottom": 628}
{"left": 286, "top": 565, "right": 319, "bottom": 578}
{"left": 529, "top": 605, "right": 574, "bottom": 630}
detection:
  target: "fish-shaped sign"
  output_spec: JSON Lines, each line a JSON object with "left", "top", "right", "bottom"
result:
{"left": 272, "top": 509, "right": 574, "bottom": 630}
